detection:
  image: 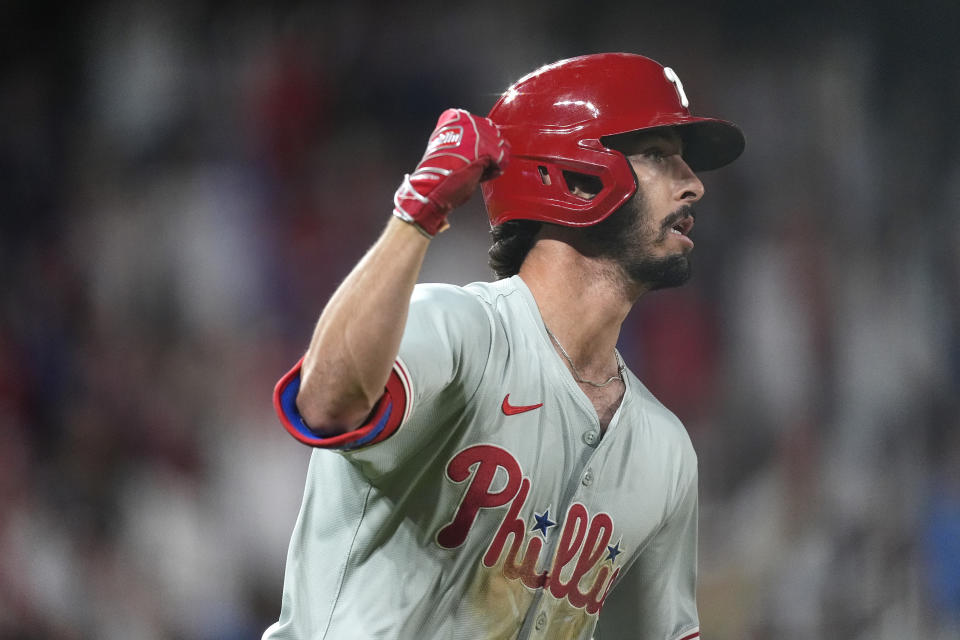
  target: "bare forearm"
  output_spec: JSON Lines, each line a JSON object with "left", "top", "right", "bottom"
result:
{"left": 297, "top": 218, "right": 430, "bottom": 432}
{"left": 292, "top": 109, "right": 508, "bottom": 434}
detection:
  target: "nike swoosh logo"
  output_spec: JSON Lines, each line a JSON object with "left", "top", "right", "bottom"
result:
{"left": 501, "top": 394, "right": 543, "bottom": 416}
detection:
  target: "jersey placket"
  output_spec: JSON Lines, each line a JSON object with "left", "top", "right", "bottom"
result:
{"left": 515, "top": 364, "right": 632, "bottom": 639}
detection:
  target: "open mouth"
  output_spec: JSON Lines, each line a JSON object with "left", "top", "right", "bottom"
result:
{"left": 669, "top": 216, "right": 695, "bottom": 236}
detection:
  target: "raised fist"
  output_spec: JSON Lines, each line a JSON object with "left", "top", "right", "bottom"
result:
{"left": 393, "top": 109, "right": 510, "bottom": 236}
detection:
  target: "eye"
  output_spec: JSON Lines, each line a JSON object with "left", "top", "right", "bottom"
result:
{"left": 642, "top": 147, "right": 667, "bottom": 163}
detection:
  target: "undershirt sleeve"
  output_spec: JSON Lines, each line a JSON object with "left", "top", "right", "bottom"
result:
{"left": 273, "top": 356, "right": 412, "bottom": 450}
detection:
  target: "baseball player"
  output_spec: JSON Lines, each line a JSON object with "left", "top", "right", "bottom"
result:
{"left": 265, "top": 53, "right": 744, "bottom": 639}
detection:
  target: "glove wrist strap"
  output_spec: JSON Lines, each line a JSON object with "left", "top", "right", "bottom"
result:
{"left": 391, "top": 209, "right": 436, "bottom": 239}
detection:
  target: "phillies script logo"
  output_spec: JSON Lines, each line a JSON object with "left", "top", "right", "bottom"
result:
{"left": 426, "top": 126, "right": 463, "bottom": 153}
{"left": 435, "top": 445, "right": 621, "bottom": 614}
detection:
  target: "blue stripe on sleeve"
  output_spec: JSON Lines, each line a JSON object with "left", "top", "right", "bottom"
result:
{"left": 278, "top": 369, "right": 393, "bottom": 450}
{"left": 340, "top": 403, "right": 393, "bottom": 450}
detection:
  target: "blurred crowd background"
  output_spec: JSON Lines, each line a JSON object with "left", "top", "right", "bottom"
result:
{"left": 1, "top": 1, "right": 958, "bottom": 638}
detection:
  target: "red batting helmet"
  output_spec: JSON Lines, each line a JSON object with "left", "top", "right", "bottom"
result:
{"left": 481, "top": 53, "right": 745, "bottom": 227}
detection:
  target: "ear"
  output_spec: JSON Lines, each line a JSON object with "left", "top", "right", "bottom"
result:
{"left": 562, "top": 171, "right": 602, "bottom": 200}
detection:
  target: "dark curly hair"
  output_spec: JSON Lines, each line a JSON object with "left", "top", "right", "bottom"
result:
{"left": 488, "top": 171, "right": 613, "bottom": 278}
{"left": 488, "top": 220, "right": 542, "bottom": 279}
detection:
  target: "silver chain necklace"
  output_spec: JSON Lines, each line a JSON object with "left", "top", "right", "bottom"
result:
{"left": 545, "top": 327, "right": 624, "bottom": 388}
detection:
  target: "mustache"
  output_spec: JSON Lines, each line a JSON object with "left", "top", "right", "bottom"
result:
{"left": 658, "top": 205, "right": 697, "bottom": 236}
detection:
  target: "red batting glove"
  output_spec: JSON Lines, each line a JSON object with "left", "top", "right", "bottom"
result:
{"left": 393, "top": 108, "right": 510, "bottom": 236}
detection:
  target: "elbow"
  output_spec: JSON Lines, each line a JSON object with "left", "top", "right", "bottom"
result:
{"left": 295, "top": 379, "right": 376, "bottom": 436}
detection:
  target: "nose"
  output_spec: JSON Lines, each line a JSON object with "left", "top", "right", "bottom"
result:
{"left": 675, "top": 157, "right": 705, "bottom": 203}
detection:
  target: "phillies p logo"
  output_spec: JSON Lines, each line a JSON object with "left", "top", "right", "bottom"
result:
{"left": 436, "top": 445, "right": 521, "bottom": 548}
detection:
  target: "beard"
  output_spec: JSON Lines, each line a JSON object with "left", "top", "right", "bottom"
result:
{"left": 578, "top": 190, "right": 694, "bottom": 291}
{"left": 627, "top": 250, "right": 691, "bottom": 291}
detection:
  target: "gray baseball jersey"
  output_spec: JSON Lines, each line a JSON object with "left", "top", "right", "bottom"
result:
{"left": 266, "top": 275, "right": 700, "bottom": 640}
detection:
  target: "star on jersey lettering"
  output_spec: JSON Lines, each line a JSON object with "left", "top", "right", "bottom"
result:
{"left": 531, "top": 509, "right": 556, "bottom": 537}
{"left": 606, "top": 539, "right": 623, "bottom": 563}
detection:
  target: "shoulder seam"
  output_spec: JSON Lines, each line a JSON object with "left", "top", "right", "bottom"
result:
{"left": 461, "top": 285, "right": 499, "bottom": 410}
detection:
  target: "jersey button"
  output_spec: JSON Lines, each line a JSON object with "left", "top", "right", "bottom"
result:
{"left": 535, "top": 611, "right": 547, "bottom": 630}
{"left": 582, "top": 430, "right": 599, "bottom": 446}
{"left": 582, "top": 469, "right": 594, "bottom": 486}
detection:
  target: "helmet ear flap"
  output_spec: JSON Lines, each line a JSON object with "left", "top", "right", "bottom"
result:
{"left": 483, "top": 148, "right": 636, "bottom": 227}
